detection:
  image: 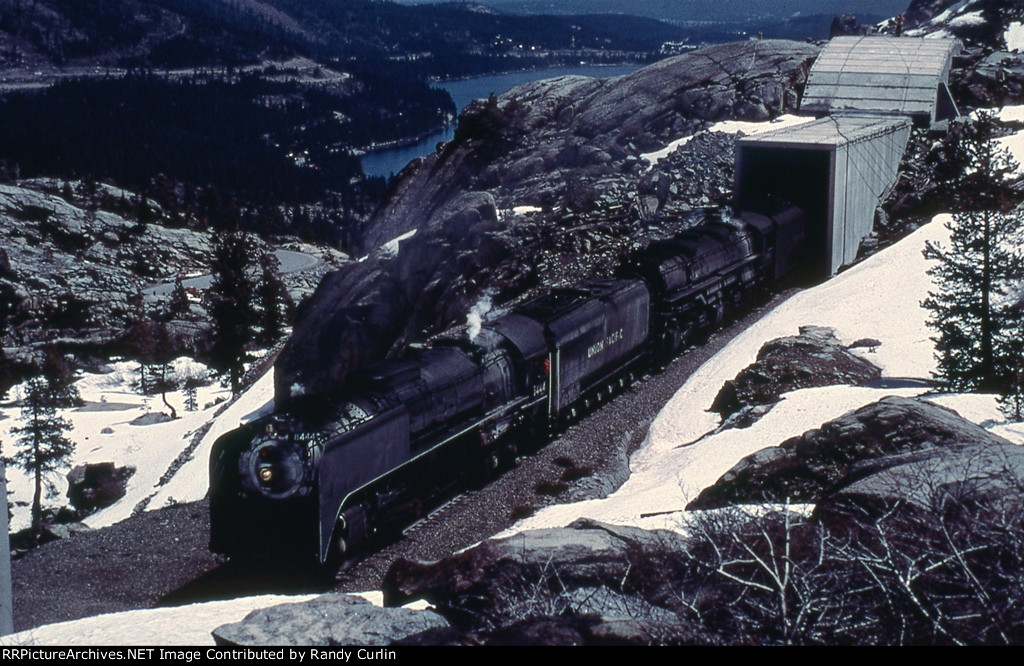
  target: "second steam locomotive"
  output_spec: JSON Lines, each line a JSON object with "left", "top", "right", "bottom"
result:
{"left": 210, "top": 202, "right": 806, "bottom": 565}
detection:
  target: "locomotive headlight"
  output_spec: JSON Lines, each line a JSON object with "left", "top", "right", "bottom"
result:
{"left": 239, "top": 436, "right": 313, "bottom": 500}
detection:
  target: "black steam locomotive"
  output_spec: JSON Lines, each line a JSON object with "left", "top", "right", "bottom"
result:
{"left": 209, "top": 202, "right": 806, "bottom": 565}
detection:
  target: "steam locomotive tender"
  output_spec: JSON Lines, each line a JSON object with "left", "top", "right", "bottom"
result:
{"left": 209, "top": 203, "right": 806, "bottom": 565}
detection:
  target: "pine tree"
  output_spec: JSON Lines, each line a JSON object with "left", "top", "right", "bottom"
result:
{"left": 257, "top": 250, "right": 290, "bottom": 345}
{"left": 922, "top": 112, "right": 1024, "bottom": 403}
{"left": 183, "top": 377, "right": 201, "bottom": 412}
{"left": 207, "top": 230, "right": 259, "bottom": 395}
{"left": 168, "top": 277, "right": 190, "bottom": 319}
{"left": 126, "top": 317, "right": 160, "bottom": 396}
{"left": 999, "top": 305, "right": 1024, "bottom": 420}
{"left": 40, "top": 348, "right": 81, "bottom": 409}
{"left": 149, "top": 318, "right": 179, "bottom": 419}
{"left": 11, "top": 375, "right": 75, "bottom": 541}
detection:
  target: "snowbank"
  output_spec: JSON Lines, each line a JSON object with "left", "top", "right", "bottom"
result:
{"left": 995, "top": 105, "right": 1024, "bottom": 174}
{"left": 1006, "top": 22, "right": 1024, "bottom": 52}
{"left": 1, "top": 359, "right": 274, "bottom": 532}
{"left": 0, "top": 595, "right": 318, "bottom": 646}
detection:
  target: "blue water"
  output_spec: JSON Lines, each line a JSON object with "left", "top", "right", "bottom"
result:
{"left": 360, "top": 63, "right": 643, "bottom": 178}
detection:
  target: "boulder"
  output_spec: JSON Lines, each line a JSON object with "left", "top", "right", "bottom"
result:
{"left": 688, "top": 396, "right": 1014, "bottom": 509}
{"left": 709, "top": 325, "right": 882, "bottom": 422}
{"left": 829, "top": 13, "right": 867, "bottom": 38}
{"left": 480, "top": 607, "right": 711, "bottom": 646}
{"left": 383, "top": 518, "right": 690, "bottom": 631}
{"left": 129, "top": 412, "right": 174, "bottom": 426}
{"left": 954, "top": 50, "right": 1024, "bottom": 108}
{"left": 211, "top": 593, "right": 450, "bottom": 646}
{"left": 818, "top": 440, "right": 1024, "bottom": 521}
{"left": 66, "top": 462, "right": 134, "bottom": 513}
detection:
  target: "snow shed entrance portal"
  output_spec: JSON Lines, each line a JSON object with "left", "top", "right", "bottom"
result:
{"left": 735, "top": 115, "right": 912, "bottom": 277}
{"left": 735, "top": 146, "right": 831, "bottom": 277}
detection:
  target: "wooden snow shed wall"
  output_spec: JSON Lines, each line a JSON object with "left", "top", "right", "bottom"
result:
{"left": 800, "top": 36, "right": 961, "bottom": 127}
{"left": 735, "top": 116, "right": 911, "bottom": 276}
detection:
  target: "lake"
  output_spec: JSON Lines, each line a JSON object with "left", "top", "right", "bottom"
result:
{"left": 360, "top": 63, "right": 644, "bottom": 179}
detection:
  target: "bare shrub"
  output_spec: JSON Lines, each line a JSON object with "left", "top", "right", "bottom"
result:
{"left": 678, "top": 492, "right": 1024, "bottom": 645}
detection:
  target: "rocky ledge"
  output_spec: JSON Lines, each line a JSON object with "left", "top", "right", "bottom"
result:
{"left": 0, "top": 179, "right": 347, "bottom": 377}
{"left": 690, "top": 395, "right": 1023, "bottom": 509}
{"left": 217, "top": 520, "right": 718, "bottom": 646}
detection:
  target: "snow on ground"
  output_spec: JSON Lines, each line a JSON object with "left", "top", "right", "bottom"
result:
{"left": 512, "top": 205, "right": 542, "bottom": 215}
{"left": 1006, "top": 22, "right": 1024, "bottom": 52}
{"left": 947, "top": 10, "right": 986, "bottom": 28}
{"left": 905, "top": 0, "right": 977, "bottom": 38}
{"left": 0, "top": 595, "right": 319, "bottom": 646}
{"left": 993, "top": 105, "right": 1024, "bottom": 124}
{"left": 148, "top": 370, "right": 275, "bottom": 514}
{"left": 1, "top": 358, "right": 274, "bottom": 532}
{"left": 907, "top": 0, "right": 974, "bottom": 35}
{"left": 0, "top": 589, "right": 428, "bottom": 646}
{"left": 994, "top": 105, "right": 1024, "bottom": 173}
{"left": 360, "top": 228, "right": 417, "bottom": 262}
{"left": 639, "top": 114, "right": 814, "bottom": 166}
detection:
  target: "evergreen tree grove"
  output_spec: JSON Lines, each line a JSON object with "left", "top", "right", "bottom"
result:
{"left": 922, "top": 113, "right": 1024, "bottom": 411}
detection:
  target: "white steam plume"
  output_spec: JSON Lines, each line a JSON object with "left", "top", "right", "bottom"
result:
{"left": 466, "top": 291, "right": 494, "bottom": 341}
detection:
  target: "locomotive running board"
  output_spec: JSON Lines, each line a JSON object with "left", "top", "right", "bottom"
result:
{"left": 316, "top": 395, "right": 546, "bottom": 562}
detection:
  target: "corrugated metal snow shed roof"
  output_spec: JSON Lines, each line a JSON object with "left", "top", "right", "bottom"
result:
{"left": 737, "top": 115, "right": 911, "bottom": 149}
{"left": 801, "top": 36, "right": 960, "bottom": 124}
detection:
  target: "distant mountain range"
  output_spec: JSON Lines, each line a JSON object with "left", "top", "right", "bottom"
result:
{"left": 397, "top": 0, "right": 909, "bottom": 24}
{"left": 0, "top": 0, "right": 686, "bottom": 72}
{"left": 0, "top": 1, "right": 916, "bottom": 76}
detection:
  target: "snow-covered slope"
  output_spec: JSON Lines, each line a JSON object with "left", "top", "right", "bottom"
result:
{"left": 1, "top": 358, "right": 275, "bottom": 533}
{"left": 0, "top": 594, "right": 318, "bottom": 646}
{"left": 501, "top": 216, "right": 1022, "bottom": 536}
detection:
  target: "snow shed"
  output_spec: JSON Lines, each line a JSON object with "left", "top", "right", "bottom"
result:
{"left": 800, "top": 36, "right": 961, "bottom": 127}
{"left": 735, "top": 115, "right": 911, "bottom": 277}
